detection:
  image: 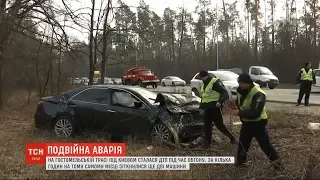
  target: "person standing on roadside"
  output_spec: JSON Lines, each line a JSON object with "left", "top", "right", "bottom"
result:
{"left": 296, "top": 62, "right": 316, "bottom": 106}
{"left": 198, "top": 70, "right": 236, "bottom": 149}
{"left": 231, "top": 73, "right": 283, "bottom": 171}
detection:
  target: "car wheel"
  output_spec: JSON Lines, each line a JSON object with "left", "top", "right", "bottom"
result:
{"left": 172, "top": 82, "right": 175, "bottom": 86}
{"left": 138, "top": 81, "right": 143, "bottom": 87}
{"left": 151, "top": 123, "right": 173, "bottom": 143}
{"left": 268, "top": 83, "right": 275, "bottom": 89}
{"left": 192, "top": 88, "right": 200, "bottom": 97}
{"left": 255, "top": 81, "right": 263, "bottom": 87}
{"left": 162, "top": 82, "right": 165, "bottom": 87}
{"left": 53, "top": 116, "right": 75, "bottom": 138}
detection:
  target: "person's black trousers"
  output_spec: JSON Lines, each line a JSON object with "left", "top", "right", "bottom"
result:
{"left": 236, "top": 120, "right": 279, "bottom": 164}
{"left": 297, "top": 83, "right": 312, "bottom": 105}
{"left": 204, "top": 107, "right": 235, "bottom": 147}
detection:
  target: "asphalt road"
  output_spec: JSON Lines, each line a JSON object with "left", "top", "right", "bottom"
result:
{"left": 146, "top": 86, "right": 320, "bottom": 105}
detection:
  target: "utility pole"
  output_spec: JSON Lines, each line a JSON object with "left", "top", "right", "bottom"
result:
{"left": 135, "top": 35, "right": 138, "bottom": 66}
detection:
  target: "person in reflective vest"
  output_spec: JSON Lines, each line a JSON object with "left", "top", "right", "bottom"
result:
{"left": 231, "top": 73, "right": 283, "bottom": 171}
{"left": 296, "top": 61, "right": 316, "bottom": 106}
{"left": 198, "top": 70, "right": 236, "bottom": 149}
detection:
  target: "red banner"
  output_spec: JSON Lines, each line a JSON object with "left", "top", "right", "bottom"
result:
{"left": 25, "top": 143, "right": 126, "bottom": 164}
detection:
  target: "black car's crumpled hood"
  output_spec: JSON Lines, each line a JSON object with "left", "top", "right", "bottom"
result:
{"left": 146, "top": 93, "right": 203, "bottom": 143}
{"left": 147, "top": 93, "right": 201, "bottom": 124}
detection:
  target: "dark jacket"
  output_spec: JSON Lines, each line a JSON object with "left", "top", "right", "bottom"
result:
{"left": 235, "top": 85, "right": 267, "bottom": 123}
{"left": 199, "top": 76, "right": 229, "bottom": 109}
{"left": 296, "top": 68, "right": 316, "bottom": 85}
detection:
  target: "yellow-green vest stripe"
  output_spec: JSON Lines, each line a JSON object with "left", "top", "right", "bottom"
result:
{"left": 200, "top": 78, "right": 220, "bottom": 103}
{"left": 237, "top": 85, "right": 268, "bottom": 121}
{"left": 301, "top": 68, "right": 313, "bottom": 81}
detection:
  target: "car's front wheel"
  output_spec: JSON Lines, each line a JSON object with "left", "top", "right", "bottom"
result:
{"left": 268, "top": 83, "right": 275, "bottom": 89}
{"left": 151, "top": 123, "right": 173, "bottom": 143}
{"left": 53, "top": 116, "right": 76, "bottom": 138}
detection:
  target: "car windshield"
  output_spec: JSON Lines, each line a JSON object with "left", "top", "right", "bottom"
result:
{"left": 171, "top": 77, "right": 181, "bottom": 80}
{"left": 139, "top": 70, "right": 151, "bottom": 74}
{"left": 213, "top": 72, "right": 239, "bottom": 81}
{"left": 257, "top": 67, "right": 273, "bottom": 75}
{"left": 132, "top": 87, "right": 159, "bottom": 105}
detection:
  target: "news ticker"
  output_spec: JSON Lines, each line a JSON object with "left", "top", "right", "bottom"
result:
{"left": 26, "top": 143, "right": 235, "bottom": 170}
{"left": 46, "top": 156, "right": 235, "bottom": 170}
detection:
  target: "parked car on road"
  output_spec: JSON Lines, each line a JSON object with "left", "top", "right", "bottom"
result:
{"left": 72, "top": 78, "right": 82, "bottom": 84}
{"left": 93, "top": 78, "right": 99, "bottom": 84}
{"left": 190, "top": 70, "right": 260, "bottom": 99}
{"left": 248, "top": 66, "right": 279, "bottom": 89}
{"left": 80, "top": 77, "right": 89, "bottom": 85}
{"left": 161, "top": 76, "right": 186, "bottom": 87}
{"left": 34, "top": 85, "right": 203, "bottom": 143}
{"left": 312, "top": 69, "right": 320, "bottom": 92}
{"left": 111, "top": 78, "right": 122, "bottom": 85}
{"left": 103, "top": 78, "right": 114, "bottom": 84}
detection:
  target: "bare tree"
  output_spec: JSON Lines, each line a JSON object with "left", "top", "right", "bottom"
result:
{"left": 88, "top": 0, "right": 95, "bottom": 85}
{"left": 101, "top": 0, "right": 112, "bottom": 84}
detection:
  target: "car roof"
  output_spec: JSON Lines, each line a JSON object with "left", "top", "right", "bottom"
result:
{"left": 251, "top": 66, "right": 266, "bottom": 68}
{"left": 208, "top": 70, "right": 230, "bottom": 73}
{"left": 90, "top": 84, "right": 146, "bottom": 91}
{"left": 194, "top": 70, "right": 230, "bottom": 74}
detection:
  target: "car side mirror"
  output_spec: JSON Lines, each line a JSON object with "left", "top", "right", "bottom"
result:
{"left": 134, "top": 101, "right": 143, "bottom": 108}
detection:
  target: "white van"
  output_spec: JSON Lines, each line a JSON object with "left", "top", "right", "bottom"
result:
{"left": 248, "top": 66, "right": 279, "bottom": 89}
{"left": 312, "top": 69, "right": 320, "bottom": 92}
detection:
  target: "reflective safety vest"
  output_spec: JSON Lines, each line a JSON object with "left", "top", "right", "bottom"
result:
{"left": 237, "top": 85, "right": 268, "bottom": 121}
{"left": 301, "top": 68, "right": 313, "bottom": 81}
{"left": 200, "top": 78, "right": 220, "bottom": 103}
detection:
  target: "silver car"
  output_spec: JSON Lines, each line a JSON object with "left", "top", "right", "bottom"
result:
{"left": 161, "top": 76, "right": 186, "bottom": 86}
{"left": 190, "top": 70, "right": 260, "bottom": 100}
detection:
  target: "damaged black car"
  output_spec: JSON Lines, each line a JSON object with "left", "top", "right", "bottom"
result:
{"left": 34, "top": 85, "right": 204, "bottom": 143}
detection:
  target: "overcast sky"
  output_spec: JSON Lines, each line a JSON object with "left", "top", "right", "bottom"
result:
{"left": 56, "top": 0, "right": 307, "bottom": 42}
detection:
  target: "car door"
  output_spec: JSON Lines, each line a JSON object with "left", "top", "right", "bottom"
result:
{"left": 79, "top": 88, "right": 116, "bottom": 130}
{"left": 68, "top": 88, "right": 103, "bottom": 130}
{"left": 169, "top": 77, "right": 174, "bottom": 85}
{"left": 314, "top": 70, "right": 320, "bottom": 87}
{"left": 162, "top": 77, "right": 167, "bottom": 85}
{"left": 106, "top": 89, "right": 151, "bottom": 139}
{"left": 165, "top": 77, "right": 171, "bottom": 86}
{"left": 250, "top": 68, "right": 260, "bottom": 81}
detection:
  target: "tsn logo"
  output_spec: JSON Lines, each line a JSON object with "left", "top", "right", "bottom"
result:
{"left": 28, "top": 148, "right": 44, "bottom": 161}
{"left": 25, "top": 143, "right": 46, "bottom": 164}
